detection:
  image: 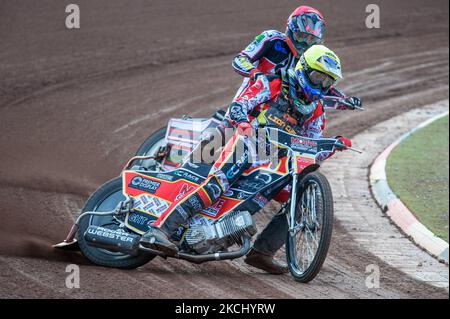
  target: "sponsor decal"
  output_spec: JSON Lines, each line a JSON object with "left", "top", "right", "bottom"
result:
{"left": 214, "top": 169, "right": 230, "bottom": 192}
{"left": 202, "top": 199, "right": 226, "bottom": 217}
{"left": 252, "top": 193, "right": 269, "bottom": 208}
{"left": 237, "top": 191, "right": 250, "bottom": 200}
{"left": 176, "top": 183, "right": 195, "bottom": 201}
{"left": 206, "top": 183, "right": 222, "bottom": 200}
{"left": 189, "top": 214, "right": 213, "bottom": 226}
{"left": 128, "top": 212, "right": 152, "bottom": 226}
{"left": 244, "top": 43, "right": 258, "bottom": 55}
{"left": 175, "top": 226, "right": 184, "bottom": 237}
{"left": 226, "top": 149, "right": 250, "bottom": 179}
{"left": 87, "top": 227, "right": 134, "bottom": 243}
{"left": 296, "top": 155, "right": 315, "bottom": 170}
{"left": 175, "top": 205, "right": 189, "bottom": 220}
{"left": 290, "top": 137, "right": 318, "bottom": 152}
{"left": 267, "top": 113, "right": 296, "bottom": 134}
{"left": 155, "top": 203, "right": 169, "bottom": 214}
{"left": 170, "top": 225, "right": 189, "bottom": 242}
{"left": 156, "top": 173, "right": 174, "bottom": 181}
{"left": 254, "top": 173, "right": 273, "bottom": 185}
{"left": 237, "top": 56, "right": 254, "bottom": 70}
{"left": 173, "top": 169, "right": 201, "bottom": 183}
{"left": 254, "top": 34, "right": 265, "bottom": 43}
{"left": 235, "top": 179, "right": 265, "bottom": 193}
{"left": 188, "top": 195, "right": 203, "bottom": 212}
{"left": 129, "top": 176, "right": 161, "bottom": 193}
{"left": 132, "top": 194, "right": 169, "bottom": 217}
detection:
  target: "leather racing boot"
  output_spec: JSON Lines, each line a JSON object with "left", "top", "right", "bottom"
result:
{"left": 140, "top": 175, "right": 223, "bottom": 256}
{"left": 244, "top": 248, "right": 289, "bottom": 274}
{"left": 140, "top": 226, "right": 179, "bottom": 257}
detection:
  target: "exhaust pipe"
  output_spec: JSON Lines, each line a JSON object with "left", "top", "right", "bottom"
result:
{"left": 177, "top": 237, "right": 251, "bottom": 264}
{"left": 138, "top": 237, "right": 252, "bottom": 263}
{"left": 84, "top": 226, "right": 140, "bottom": 255}
{"left": 84, "top": 225, "right": 252, "bottom": 263}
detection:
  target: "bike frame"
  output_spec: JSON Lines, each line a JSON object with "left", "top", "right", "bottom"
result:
{"left": 54, "top": 124, "right": 359, "bottom": 255}
{"left": 261, "top": 125, "right": 360, "bottom": 236}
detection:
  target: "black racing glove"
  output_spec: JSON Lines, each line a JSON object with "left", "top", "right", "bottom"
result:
{"left": 345, "top": 96, "right": 363, "bottom": 109}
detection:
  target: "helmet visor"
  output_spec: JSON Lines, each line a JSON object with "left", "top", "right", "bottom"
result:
{"left": 292, "top": 31, "right": 323, "bottom": 47}
{"left": 308, "top": 70, "right": 336, "bottom": 89}
{"left": 297, "top": 13, "right": 326, "bottom": 39}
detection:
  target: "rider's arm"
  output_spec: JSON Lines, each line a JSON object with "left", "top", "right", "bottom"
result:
{"left": 300, "top": 113, "right": 352, "bottom": 161}
{"left": 298, "top": 113, "right": 325, "bottom": 140}
{"left": 232, "top": 54, "right": 261, "bottom": 78}
{"left": 323, "top": 86, "right": 349, "bottom": 110}
{"left": 299, "top": 113, "right": 336, "bottom": 162}
{"left": 324, "top": 86, "right": 362, "bottom": 110}
{"left": 227, "top": 75, "right": 282, "bottom": 124}
{"left": 232, "top": 31, "right": 285, "bottom": 77}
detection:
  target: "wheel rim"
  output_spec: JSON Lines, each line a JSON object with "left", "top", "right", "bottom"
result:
{"left": 290, "top": 181, "right": 323, "bottom": 275}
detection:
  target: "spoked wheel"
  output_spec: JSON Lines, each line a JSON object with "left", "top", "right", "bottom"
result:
{"left": 77, "top": 177, "right": 155, "bottom": 269}
{"left": 286, "top": 171, "right": 334, "bottom": 283}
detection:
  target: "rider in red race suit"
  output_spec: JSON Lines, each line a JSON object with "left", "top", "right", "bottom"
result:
{"left": 232, "top": 6, "right": 355, "bottom": 109}
{"left": 141, "top": 45, "right": 361, "bottom": 272}
{"left": 229, "top": 6, "right": 361, "bottom": 273}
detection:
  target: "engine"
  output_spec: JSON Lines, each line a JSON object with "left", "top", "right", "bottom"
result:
{"left": 184, "top": 211, "right": 257, "bottom": 254}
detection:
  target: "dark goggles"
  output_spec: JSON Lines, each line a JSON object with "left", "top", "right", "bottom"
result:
{"left": 292, "top": 31, "right": 323, "bottom": 47}
{"left": 307, "top": 70, "right": 336, "bottom": 89}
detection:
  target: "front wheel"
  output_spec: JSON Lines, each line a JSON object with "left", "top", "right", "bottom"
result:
{"left": 286, "top": 171, "right": 334, "bottom": 283}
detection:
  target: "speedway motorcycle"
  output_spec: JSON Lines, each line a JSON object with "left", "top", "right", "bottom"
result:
{"left": 55, "top": 97, "right": 361, "bottom": 283}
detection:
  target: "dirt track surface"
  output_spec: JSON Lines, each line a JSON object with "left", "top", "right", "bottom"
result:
{"left": 0, "top": 0, "right": 448, "bottom": 298}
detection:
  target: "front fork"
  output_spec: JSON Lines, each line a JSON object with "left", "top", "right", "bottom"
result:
{"left": 288, "top": 172, "right": 299, "bottom": 236}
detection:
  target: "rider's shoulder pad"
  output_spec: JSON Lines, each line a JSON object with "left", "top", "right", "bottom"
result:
{"left": 256, "top": 30, "right": 286, "bottom": 42}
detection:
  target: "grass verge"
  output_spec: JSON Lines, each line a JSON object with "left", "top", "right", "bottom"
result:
{"left": 386, "top": 115, "right": 449, "bottom": 243}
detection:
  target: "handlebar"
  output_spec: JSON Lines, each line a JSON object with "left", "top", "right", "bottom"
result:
{"left": 334, "top": 141, "right": 363, "bottom": 153}
{"left": 259, "top": 125, "right": 363, "bottom": 154}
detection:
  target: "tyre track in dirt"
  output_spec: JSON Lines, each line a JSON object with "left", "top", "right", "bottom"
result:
{"left": 0, "top": 0, "right": 448, "bottom": 298}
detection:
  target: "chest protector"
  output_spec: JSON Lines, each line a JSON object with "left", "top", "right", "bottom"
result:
{"left": 255, "top": 102, "right": 324, "bottom": 135}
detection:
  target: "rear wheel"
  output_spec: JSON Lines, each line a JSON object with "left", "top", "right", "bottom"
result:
{"left": 134, "top": 126, "right": 167, "bottom": 169}
{"left": 286, "top": 171, "right": 334, "bottom": 283}
{"left": 77, "top": 177, "right": 155, "bottom": 269}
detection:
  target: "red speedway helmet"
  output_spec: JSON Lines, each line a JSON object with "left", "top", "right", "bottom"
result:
{"left": 286, "top": 6, "right": 327, "bottom": 57}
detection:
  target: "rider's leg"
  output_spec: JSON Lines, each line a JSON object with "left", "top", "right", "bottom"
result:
{"left": 244, "top": 210, "right": 289, "bottom": 274}
{"left": 141, "top": 133, "right": 252, "bottom": 254}
{"left": 252, "top": 186, "right": 290, "bottom": 255}
{"left": 252, "top": 211, "right": 288, "bottom": 256}
{"left": 153, "top": 175, "right": 223, "bottom": 235}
